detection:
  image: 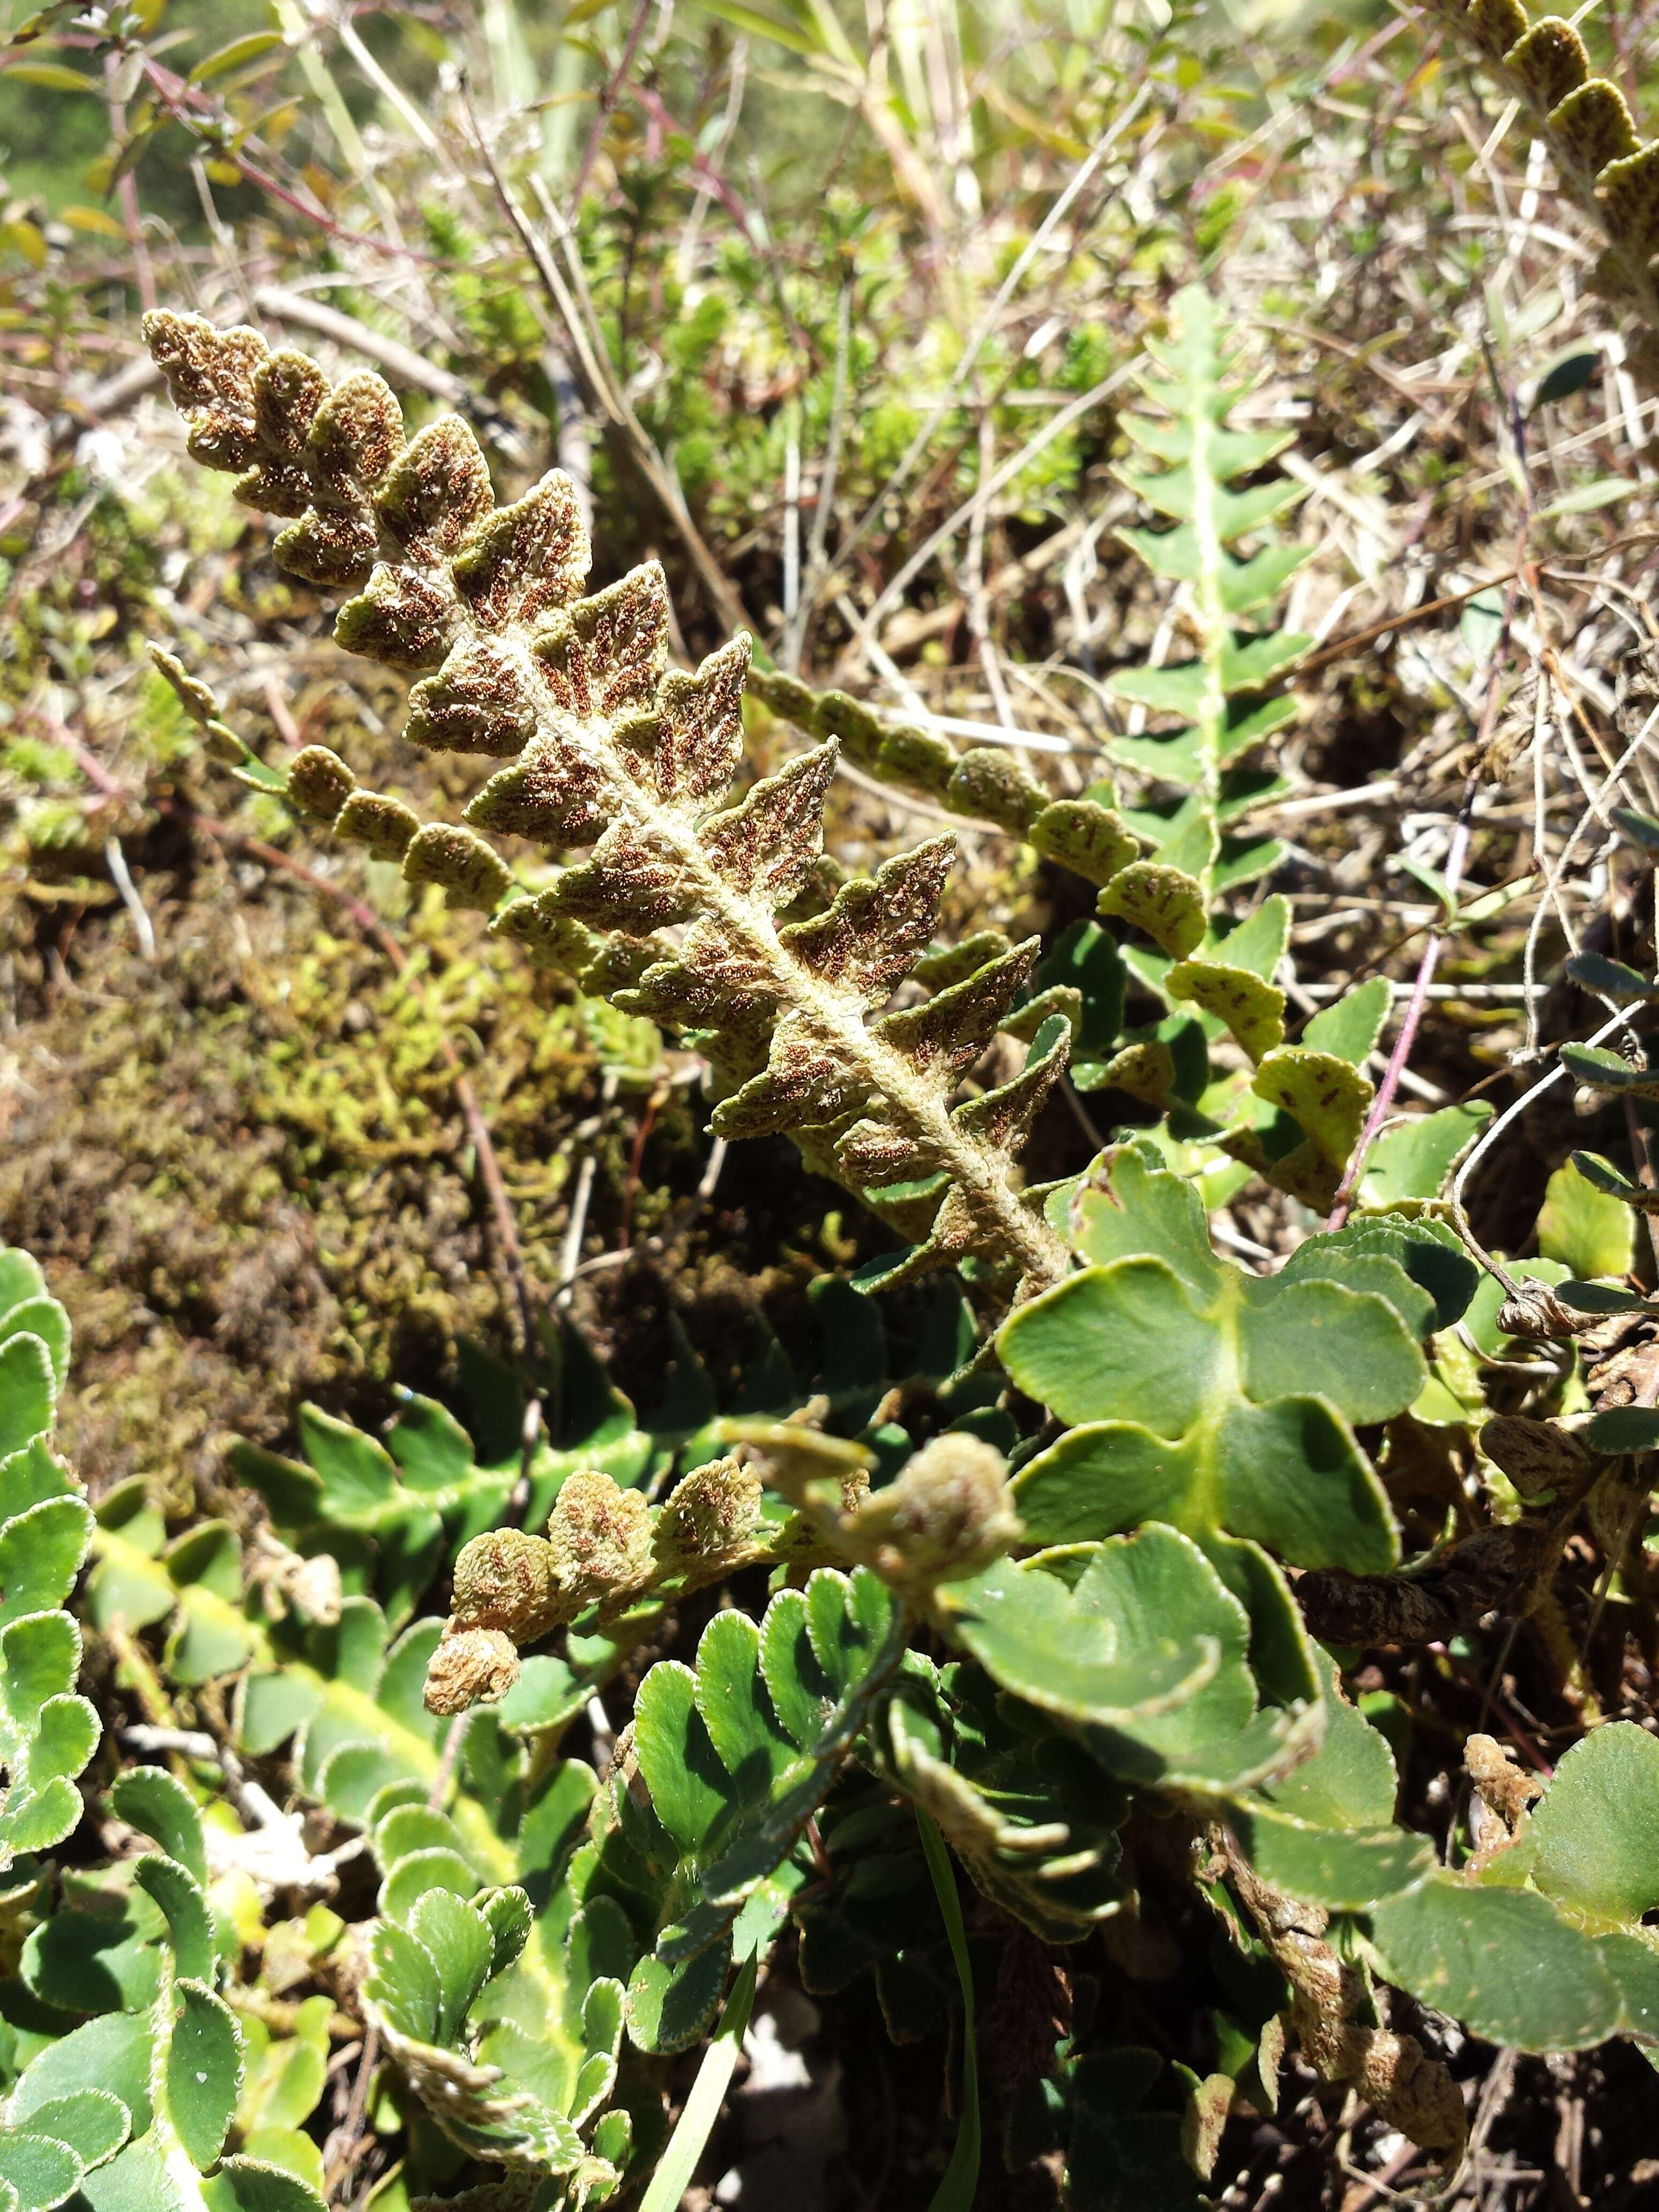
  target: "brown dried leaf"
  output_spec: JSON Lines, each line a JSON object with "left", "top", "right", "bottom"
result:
{"left": 451, "top": 1527, "right": 561, "bottom": 1639}
{"left": 1479, "top": 1415, "right": 1597, "bottom": 1501}
{"left": 1181, "top": 2073, "right": 1234, "bottom": 2181}
{"left": 835, "top": 1431, "right": 1020, "bottom": 1594}
{"left": 548, "top": 1470, "right": 655, "bottom": 1617}
{"left": 1296, "top": 1522, "right": 1548, "bottom": 1645}
{"left": 142, "top": 320, "right": 1074, "bottom": 1299}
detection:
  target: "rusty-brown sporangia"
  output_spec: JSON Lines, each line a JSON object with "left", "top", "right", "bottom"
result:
{"left": 145, "top": 311, "right": 1073, "bottom": 1299}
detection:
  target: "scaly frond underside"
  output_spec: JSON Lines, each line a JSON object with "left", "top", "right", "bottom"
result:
{"left": 143, "top": 312, "right": 1071, "bottom": 1298}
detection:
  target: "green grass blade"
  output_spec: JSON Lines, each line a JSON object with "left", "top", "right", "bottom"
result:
{"left": 918, "top": 1809, "right": 981, "bottom": 2212}
{"left": 637, "top": 1948, "right": 759, "bottom": 2212}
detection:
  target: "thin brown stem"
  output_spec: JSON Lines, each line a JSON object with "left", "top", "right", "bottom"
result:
{"left": 428, "top": 1710, "right": 470, "bottom": 1811}
{"left": 1327, "top": 568, "right": 1522, "bottom": 1229}
{"left": 324, "top": 2024, "right": 379, "bottom": 2205}
{"left": 463, "top": 94, "right": 752, "bottom": 640}
{"left": 1326, "top": 767, "right": 1482, "bottom": 1230}
{"left": 1621, "top": 1096, "right": 1659, "bottom": 1275}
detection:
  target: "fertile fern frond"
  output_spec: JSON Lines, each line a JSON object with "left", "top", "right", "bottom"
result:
{"left": 747, "top": 667, "right": 1140, "bottom": 887}
{"left": 143, "top": 312, "right": 1071, "bottom": 1303}
{"left": 1429, "top": 0, "right": 1659, "bottom": 369}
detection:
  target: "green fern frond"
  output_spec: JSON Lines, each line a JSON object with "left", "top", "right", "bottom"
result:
{"left": 3, "top": 1765, "right": 328, "bottom": 2209}
{"left": 0, "top": 1250, "right": 95, "bottom": 1873}
{"left": 1104, "top": 284, "right": 1309, "bottom": 906}
{"left": 746, "top": 666, "right": 1141, "bottom": 887}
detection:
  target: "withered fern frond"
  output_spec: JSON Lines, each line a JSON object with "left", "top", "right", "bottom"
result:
{"left": 143, "top": 312, "right": 1072, "bottom": 1300}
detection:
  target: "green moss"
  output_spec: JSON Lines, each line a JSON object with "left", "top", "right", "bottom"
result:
{"left": 0, "top": 879, "right": 605, "bottom": 1500}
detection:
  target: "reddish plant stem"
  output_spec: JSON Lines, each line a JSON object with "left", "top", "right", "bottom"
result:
{"left": 617, "top": 1085, "right": 662, "bottom": 1252}
{"left": 631, "top": 85, "right": 756, "bottom": 233}
{"left": 570, "top": 0, "right": 656, "bottom": 206}
{"left": 132, "top": 54, "right": 450, "bottom": 268}
{"left": 106, "top": 51, "right": 156, "bottom": 312}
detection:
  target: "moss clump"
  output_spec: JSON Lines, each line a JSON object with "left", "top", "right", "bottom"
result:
{"left": 0, "top": 853, "right": 609, "bottom": 1500}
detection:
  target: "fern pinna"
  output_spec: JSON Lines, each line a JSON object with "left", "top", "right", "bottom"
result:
{"left": 142, "top": 309, "right": 1074, "bottom": 1306}
{"left": 0, "top": 1260, "right": 333, "bottom": 2210}
{"left": 1428, "top": 0, "right": 1659, "bottom": 380}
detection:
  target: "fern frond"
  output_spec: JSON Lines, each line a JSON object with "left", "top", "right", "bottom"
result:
{"left": 1091, "top": 290, "right": 1395, "bottom": 1209}
{"left": 4, "top": 1759, "right": 331, "bottom": 2207}
{"left": 144, "top": 312, "right": 1071, "bottom": 1302}
{"left": 747, "top": 667, "right": 1141, "bottom": 886}
{"left": 1105, "top": 284, "right": 1309, "bottom": 907}
{"left": 1428, "top": 0, "right": 1659, "bottom": 360}
{"left": 0, "top": 1250, "right": 96, "bottom": 1871}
